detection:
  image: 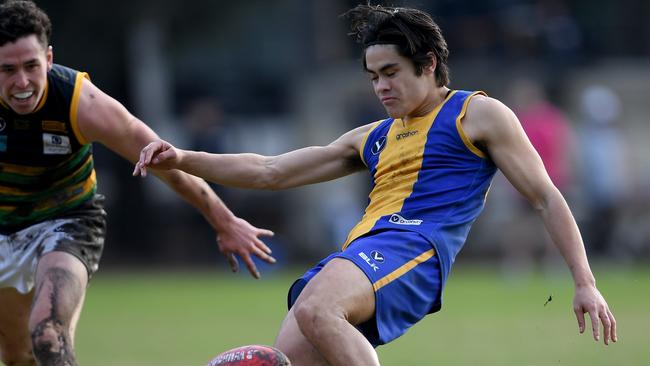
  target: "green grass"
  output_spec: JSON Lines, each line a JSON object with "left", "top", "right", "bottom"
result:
{"left": 75, "top": 264, "right": 650, "bottom": 365}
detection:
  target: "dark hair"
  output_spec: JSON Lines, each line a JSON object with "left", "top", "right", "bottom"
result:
{"left": 0, "top": 0, "right": 51, "bottom": 49}
{"left": 343, "top": 4, "right": 450, "bottom": 86}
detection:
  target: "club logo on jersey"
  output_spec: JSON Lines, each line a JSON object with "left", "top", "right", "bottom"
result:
{"left": 371, "top": 136, "right": 387, "bottom": 155}
{"left": 0, "top": 117, "right": 6, "bottom": 132}
{"left": 370, "top": 250, "right": 385, "bottom": 263}
{"left": 389, "top": 213, "right": 423, "bottom": 226}
{"left": 358, "top": 252, "right": 380, "bottom": 272}
{"left": 396, "top": 130, "right": 418, "bottom": 140}
{"left": 43, "top": 133, "right": 71, "bottom": 154}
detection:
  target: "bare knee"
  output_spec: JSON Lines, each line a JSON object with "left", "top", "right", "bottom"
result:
{"left": 30, "top": 319, "right": 76, "bottom": 366}
{"left": 293, "top": 299, "right": 341, "bottom": 340}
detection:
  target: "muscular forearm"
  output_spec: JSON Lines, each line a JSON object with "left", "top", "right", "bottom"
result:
{"left": 178, "top": 150, "right": 278, "bottom": 190}
{"left": 538, "top": 189, "right": 595, "bottom": 287}
{"left": 154, "top": 169, "right": 235, "bottom": 231}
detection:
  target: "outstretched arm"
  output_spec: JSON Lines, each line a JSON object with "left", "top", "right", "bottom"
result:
{"left": 133, "top": 124, "right": 372, "bottom": 190}
{"left": 75, "top": 77, "right": 274, "bottom": 278}
{"left": 463, "top": 95, "right": 617, "bottom": 345}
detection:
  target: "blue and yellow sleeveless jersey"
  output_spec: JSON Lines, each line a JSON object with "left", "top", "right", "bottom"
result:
{"left": 343, "top": 90, "right": 497, "bottom": 286}
{"left": 0, "top": 64, "right": 96, "bottom": 231}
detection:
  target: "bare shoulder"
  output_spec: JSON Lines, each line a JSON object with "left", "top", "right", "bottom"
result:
{"left": 75, "top": 77, "right": 133, "bottom": 143}
{"left": 75, "top": 78, "right": 106, "bottom": 135}
{"left": 333, "top": 120, "right": 382, "bottom": 152}
{"left": 462, "top": 94, "right": 519, "bottom": 144}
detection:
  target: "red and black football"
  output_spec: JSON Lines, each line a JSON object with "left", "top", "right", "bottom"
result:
{"left": 205, "top": 345, "right": 291, "bottom": 366}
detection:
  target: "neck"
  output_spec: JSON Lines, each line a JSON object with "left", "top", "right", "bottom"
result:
{"left": 403, "top": 86, "right": 450, "bottom": 123}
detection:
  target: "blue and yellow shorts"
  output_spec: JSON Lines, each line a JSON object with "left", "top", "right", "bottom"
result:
{"left": 288, "top": 229, "right": 442, "bottom": 346}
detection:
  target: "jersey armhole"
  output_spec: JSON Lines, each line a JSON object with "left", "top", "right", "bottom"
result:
{"left": 359, "top": 120, "right": 384, "bottom": 166}
{"left": 70, "top": 72, "right": 91, "bottom": 146}
{"left": 455, "top": 91, "right": 488, "bottom": 158}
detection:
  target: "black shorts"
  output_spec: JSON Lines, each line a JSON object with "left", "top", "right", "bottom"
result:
{"left": 52, "top": 194, "right": 108, "bottom": 278}
{"left": 0, "top": 194, "right": 107, "bottom": 292}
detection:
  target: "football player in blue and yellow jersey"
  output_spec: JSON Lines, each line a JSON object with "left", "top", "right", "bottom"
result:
{"left": 135, "top": 4, "right": 617, "bottom": 366}
{"left": 0, "top": 1, "right": 276, "bottom": 365}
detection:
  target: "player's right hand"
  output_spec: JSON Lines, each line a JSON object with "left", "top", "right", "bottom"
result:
{"left": 133, "top": 140, "right": 182, "bottom": 177}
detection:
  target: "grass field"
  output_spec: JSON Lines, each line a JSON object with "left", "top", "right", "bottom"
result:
{"left": 75, "top": 263, "right": 650, "bottom": 365}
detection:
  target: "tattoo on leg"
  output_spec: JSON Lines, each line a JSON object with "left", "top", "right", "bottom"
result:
{"left": 30, "top": 268, "right": 81, "bottom": 366}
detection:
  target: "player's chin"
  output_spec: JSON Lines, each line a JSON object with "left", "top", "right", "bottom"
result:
{"left": 384, "top": 106, "right": 406, "bottom": 119}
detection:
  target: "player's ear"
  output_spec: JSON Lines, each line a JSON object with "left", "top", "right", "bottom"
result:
{"left": 46, "top": 45, "right": 53, "bottom": 71}
{"left": 425, "top": 52, "right": 437, "bottom": 75}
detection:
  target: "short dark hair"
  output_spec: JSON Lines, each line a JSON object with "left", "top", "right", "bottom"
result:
{"left": 343, "top": 4, "right": 450, "bottom": 86}
{"left": 0, "top": 0, "right": 51, "bottom": 49}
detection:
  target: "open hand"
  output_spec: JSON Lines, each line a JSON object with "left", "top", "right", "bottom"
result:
{"left": 216, "top": 216, "right": 276, "bottom": 279}
{"left": 574, "top": 285, "right": 617, "bottom": 345}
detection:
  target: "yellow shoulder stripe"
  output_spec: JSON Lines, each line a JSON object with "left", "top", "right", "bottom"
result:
{"left": 455, "top": 91, "right": 488, "bottom": 158}
{"left": 70, "top": 72, "right": 90, "bottom": 145}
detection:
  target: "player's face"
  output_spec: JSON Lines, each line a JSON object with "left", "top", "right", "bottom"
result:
{"left": 0, "top": 35, "right": 52, "bottom": 115}
{"left": 365, "top": 44, "right": 435, "bottom": 120}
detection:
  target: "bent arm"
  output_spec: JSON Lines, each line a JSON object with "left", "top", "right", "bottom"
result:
{"left": 76, "top": 79, "right": 231, "bottom": 226}
{"left": 75, "top": 78, "right": 275, "bottom": 277}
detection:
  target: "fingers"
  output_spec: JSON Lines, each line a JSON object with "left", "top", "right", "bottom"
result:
{"left": 574, "top": 306, "right": 586, "bottom": 334}
{"left": 226, "top": 253, "right": 239, "bottom": 274}
{"left": 254, "top": 246, "right": 276, "bottom": 264}
{"left": 599, "top": 309, "right": 612, "bottom": 345}
{"left": 258, "top": 229, "right": 275, "bottom": 238}
{"left": 133, "top": 141, "right": 168, "bottom": 176}
{"left": 608, "top": 309, "right": 617, "bottom": 343}
{"left": 132, "top": 162, "right": 144, "bottom": 177}
{"left": 133, "top": 143, "right": 157, "bottom": 177}
{"left": 241, "top": 254, "right": 261, "bottom": 280}
{"left": 588, "top": 309, "right": 600, "bottom": 341}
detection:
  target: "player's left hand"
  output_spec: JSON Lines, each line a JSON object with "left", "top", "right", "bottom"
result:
{"left": 573, "top": 285, "right": 617, "bottom": 345}
{"left": 216, "top": 216, "right": 276, "bottom": 279}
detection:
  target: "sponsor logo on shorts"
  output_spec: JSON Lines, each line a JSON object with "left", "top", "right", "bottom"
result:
{"left": 371, "top": 136, "right": 387, "bottom": 155}
{"left": 358, "top": 252, "right": 380, "bottom": 272}
{"left": 370, "top": 250, "right": 385, "bottom": 263}
{"left": 388, "top": 213, "right": 423, "bottom": 226}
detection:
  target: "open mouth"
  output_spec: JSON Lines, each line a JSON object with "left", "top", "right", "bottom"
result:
{"left": 13, "top": 91, "right": 35, "bottom": 100}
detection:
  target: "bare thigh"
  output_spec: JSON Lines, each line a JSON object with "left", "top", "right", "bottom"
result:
{"left": 297, "top": 258, "right": 375, "bottom": 325}
{"left": 0, "top": 287, "right": 35, "bottom": 364}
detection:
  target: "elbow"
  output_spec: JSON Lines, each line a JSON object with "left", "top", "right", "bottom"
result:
{"left": 526, "top": 185, "right": 562, "bottom": 213}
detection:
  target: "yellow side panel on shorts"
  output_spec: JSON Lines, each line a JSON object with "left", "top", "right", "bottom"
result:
{"left": 373, "top": 248, "right": 435, "bottom": 291}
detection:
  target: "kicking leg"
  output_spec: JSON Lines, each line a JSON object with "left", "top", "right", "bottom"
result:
{"left": 289, "top": 258, "right": 379, "bottom": 366}
{"left": 274, "top": 308, "right": 328, "bottom": 366}
{"left": 29, "top": 251, "right": 88, "bottom": 366}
